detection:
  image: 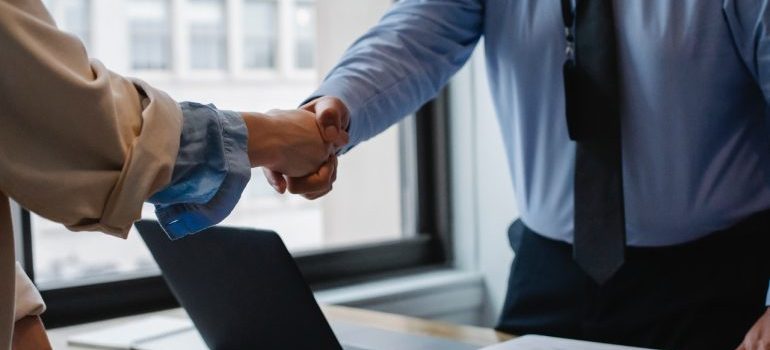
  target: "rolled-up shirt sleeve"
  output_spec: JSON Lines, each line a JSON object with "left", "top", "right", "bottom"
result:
{"left": 148, "top": 103, "right": 251, "bottom": 239}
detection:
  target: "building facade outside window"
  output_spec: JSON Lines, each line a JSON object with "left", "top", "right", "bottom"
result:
{"left": 294, "top": 0, "right": 315, "bottom": 69}
{"left": 128, "top": 0, "right": 172, "bottom": 70}
{"left": 243, "top": 0, "right": 278, "bottom": 69}
{"left": 188, "top": 0, "right": 228, "bottom": 70}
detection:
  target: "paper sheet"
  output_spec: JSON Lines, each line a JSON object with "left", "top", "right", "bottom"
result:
{"left": 68, "top": 316, "right": 194, "bottom": 349}
{"left": 481, "top": 335, "right": 658, "bottom": 350}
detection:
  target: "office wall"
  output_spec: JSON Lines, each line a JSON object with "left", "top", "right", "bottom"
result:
{"left": 315, "top": 0, "right": 406, "bottom": 245}
{"left": 449, "top": 43, "right": 518, "bottom": 327}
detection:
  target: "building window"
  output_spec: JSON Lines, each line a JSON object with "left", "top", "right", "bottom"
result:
{"left": 294, "top": 0, "right": 315, "bottom": 69}
{"left": 243, "top": 0, "right": 278, "bottom": 69}
{"left": 128, "top": 0, "right": 171, "bottom": 70}
{"left": 188, "top": 0, "right": 228, "bottom": 70}
{"left": 44, "top": 0, "right": 91, "bottom": 50}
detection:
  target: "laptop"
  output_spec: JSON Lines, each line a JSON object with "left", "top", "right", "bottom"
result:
{"left": 135, "top": 220, "right": 477, "bottom": 350}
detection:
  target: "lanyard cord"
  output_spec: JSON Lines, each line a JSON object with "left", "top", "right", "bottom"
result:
{"left": 562, "top": 0, "right": 576, "bottom": 62}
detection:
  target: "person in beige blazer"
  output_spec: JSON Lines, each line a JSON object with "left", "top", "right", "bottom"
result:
{"left": 0, "top": 0, "right": 349, "bottom": 348}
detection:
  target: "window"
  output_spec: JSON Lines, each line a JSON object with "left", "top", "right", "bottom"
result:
{"left": 129, "top": 0, "right": 171, "bottom": 70}
{"left": 243, "top": 0, "right": 278, "bottom": 69}
{"left": 188, "top": 0, "right": 228, "bottom": 70}
{"left": 44, "top": 0, "right": 91, "bottom": 50}
{"left": 294, "top": 0, "right": 315, "bottom": 69}
{"left": 29, "top": 0, "right": 450, "bottom": 328}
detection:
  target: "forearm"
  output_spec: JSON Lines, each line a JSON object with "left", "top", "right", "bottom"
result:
{"left": 149, "top": 104, "right": 328, "bottom": 238}
{"left": 310, "top": 0, "right": 482, "bottom": 147}
{"left": 149, "top": 103, "right": 250, "bottom": 239}
{"left": 12, "top": 317, "right": 51, "bottom": 350}
{"left": 241, "top": 112, "right": 282, "bottom": 168}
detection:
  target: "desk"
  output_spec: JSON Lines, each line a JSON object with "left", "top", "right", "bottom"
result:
{"left": 47, "top": 305, "right": 514, "bottom": 349}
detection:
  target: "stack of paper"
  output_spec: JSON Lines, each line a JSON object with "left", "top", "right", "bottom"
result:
{"left": 481, "top": 335, "right": 658, "bottom": 350}
{"left": 68, "top": 316, "right": 195, "bottom": 350}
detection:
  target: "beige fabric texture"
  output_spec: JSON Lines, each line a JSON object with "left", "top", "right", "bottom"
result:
{"left": 14, "top": 263, "right": 44, "bottom": 322}
{"left": 0, "top": 0, "right": 183, "bottom": 347}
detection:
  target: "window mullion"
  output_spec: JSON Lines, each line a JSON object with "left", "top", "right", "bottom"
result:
{"left": 278, "top": 0, "right": 293, "bottom": 78}
{"left": 227, "top": 0, "right": 242, "bottom": 76}
{"left": 171, "top": 0, "right": 188, "bottom": 76}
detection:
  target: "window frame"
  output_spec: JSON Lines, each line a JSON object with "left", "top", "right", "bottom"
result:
{"left": 20, "top": 91, "right": 453, "bottom": 328}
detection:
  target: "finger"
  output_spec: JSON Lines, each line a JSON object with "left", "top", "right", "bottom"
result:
{"left": 335, "top": 131, "right": 350, "bottom": 150}
{"left": 303, "top": 186, "right": 333, "bottom": 201}
{"left": 287, "top": 157, "right": 337, "bottom": 195}
{"left": 262, "top": 168, "right": 287, "bottom": 194}
{"left": 303, "top": 158, "right": 339, "bottom": 200}
{"left": 315, "top": 99, "right": 342, "bottom": 143}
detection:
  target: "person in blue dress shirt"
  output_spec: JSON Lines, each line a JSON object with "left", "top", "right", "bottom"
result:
{"left": 264, "top": 1, "right": 770, "bottom": 349}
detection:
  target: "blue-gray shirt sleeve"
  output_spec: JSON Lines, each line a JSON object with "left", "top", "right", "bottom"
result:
{"left": 723, "top": 0, "right": 770, "bottom": 306}
{"left": 309, "top": 0, "right": 483, "bottom": 153}
{"left": 147, "top": 102, "right": 251, "bottom": 239}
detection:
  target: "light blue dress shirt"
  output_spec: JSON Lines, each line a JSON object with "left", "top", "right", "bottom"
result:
{"left": 149, "top": 102, "right": 251, "bottom": 239}
{"left": 311, "top": 0, "right": 770, "bottom": 299}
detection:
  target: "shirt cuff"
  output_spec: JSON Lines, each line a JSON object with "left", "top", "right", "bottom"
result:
{"left": 150, "top": 103, "right": 251, "bottom": 239}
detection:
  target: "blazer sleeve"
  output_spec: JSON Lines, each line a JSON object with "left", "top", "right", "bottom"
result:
{"left": 0, "top": 0, "right": 182, "bottom": 237}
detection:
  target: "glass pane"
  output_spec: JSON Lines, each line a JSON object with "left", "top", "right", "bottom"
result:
{"left": 188, "top": 0, "right": 227, "bottom": 70}
{"left": 243, "top": 0, "right": 277, "bottom": 69}
{"left": 32, "top": 0, "right": 412, "bottom": 289}
{"left": 32, "top": 206, "right": 158, "bottom": 288}
{"left": 128, "top": 0, "right": 171, "bottom": 70}
{"left": 295, "top": 0, "right": 315, "bottom": 69}
{"left": 44, "top": 0, "right": 91, "bottom": 50}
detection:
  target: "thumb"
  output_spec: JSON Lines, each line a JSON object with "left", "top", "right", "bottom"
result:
{"left": 262, "top": 168, "right": 287, "bottom": 194}
{"left": 313, "top": 97, "right": 349, "bottom": 147}
{"left": 316, "top": 101, "right": 341, "bottom": 142}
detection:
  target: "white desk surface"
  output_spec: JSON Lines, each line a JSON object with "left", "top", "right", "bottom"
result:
{"left": 47, "top": 305, "right": 513, "bottom": 349}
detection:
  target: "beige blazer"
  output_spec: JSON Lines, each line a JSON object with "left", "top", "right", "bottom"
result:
{"left": 0, "top": 0, "right": 183, "bottom": 347}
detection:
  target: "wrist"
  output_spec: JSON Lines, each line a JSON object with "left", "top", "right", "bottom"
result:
{"left": 241, "top": 112, "right": 281, "bottom": 168}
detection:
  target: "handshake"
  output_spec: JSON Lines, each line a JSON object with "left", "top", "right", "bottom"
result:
{"left": 240, "top": 96, "right": 349, "bottom": 200}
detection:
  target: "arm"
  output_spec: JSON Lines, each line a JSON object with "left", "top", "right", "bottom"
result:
{"left": 0, "top": 0, "right": 182, "bottom": 236}
{"left": 12, "top": 317, "right": 50, "bottom": 350}
{"left": 0, "top": 0, "right": 334, "bottom": 238}
{"left": 150, "top": 105, "right": 334, "bottom": 238}
{"left": 313, "top": 0, "right": 484, "bottom": 148}
{"left": 12, "top": 265, "right": 49, "bottom": 350}
{"left": 268, "top": 0, "right": 484, "bottom": 196}
{"left": 723, "top": 1, "right": 770, "bottom": 348}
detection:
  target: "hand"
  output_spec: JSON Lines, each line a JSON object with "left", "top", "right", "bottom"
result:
{"left": 241, "top": 109, "right": 334, "bottom": 178}
{"left": 737, "top": 308, "right": 770, "bottom": 350}
{"left": 263, "top": 97, "right": 350, "bottom": 199}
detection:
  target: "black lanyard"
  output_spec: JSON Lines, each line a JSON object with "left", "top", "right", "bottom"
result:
{"left": 561, "top": 0, "right": 576, "bottom": 63}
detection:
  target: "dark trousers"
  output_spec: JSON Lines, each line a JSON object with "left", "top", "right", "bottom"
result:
{"left": 496, "top": 215, "right": 770, "bottom": 350}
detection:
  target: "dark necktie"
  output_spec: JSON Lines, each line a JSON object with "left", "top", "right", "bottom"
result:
{"left": 562, "top": 0, "right": 626, "bottom": 284}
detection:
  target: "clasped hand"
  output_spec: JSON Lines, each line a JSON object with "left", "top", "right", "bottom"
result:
{"left": 241, "top": 96, "right": 349, "bottom": 200}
